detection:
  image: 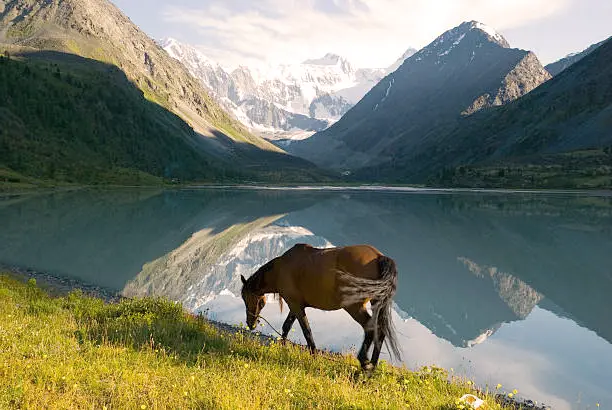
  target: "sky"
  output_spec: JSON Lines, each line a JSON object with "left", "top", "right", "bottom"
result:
{"left": 111, "top": 0, "right": 612, "bottom": 70}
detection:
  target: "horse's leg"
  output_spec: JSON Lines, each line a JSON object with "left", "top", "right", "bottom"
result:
{"left": 371, "top": 333, "right": 385, "bottom": 367}
{"left": 280, "top": 312, "right": 297, "bottom": 344}
{"left": 370, "top": 302, "right": 385, "bottom": 368}
{"left": 344, "top": 303, "right": 374, "bottom": 370}
{"left": 291, "top": 305, "right": 316, "bottom": 354}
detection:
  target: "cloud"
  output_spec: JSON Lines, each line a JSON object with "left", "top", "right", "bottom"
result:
{"left": 163, "top": 0, "right": 571, "bottom": 69}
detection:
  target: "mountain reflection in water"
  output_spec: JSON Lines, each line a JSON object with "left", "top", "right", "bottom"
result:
{"left": 1, "top": 188, "right": 611, "bottom": 409}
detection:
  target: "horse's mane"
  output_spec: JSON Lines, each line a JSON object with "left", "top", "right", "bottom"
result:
{"left": 245, "top": 260, "right": 284, "bottom": 313}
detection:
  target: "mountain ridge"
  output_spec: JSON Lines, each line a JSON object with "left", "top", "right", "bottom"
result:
{"left": 162, "top": 38, "right": 416, "bottom": 139}
{"left": 0, "top": 0, "right": 284, "bottom": 156}
{"left": 289, "top": 21, "right": 551, "bottom": 171}
{"left": 359, "top": 37, "right": 612, "bottom": 186}
{"left": 0, "top": 0, "right": 325, "bottom": 183}
{"left": 545, "top": 38, "right": 610, "bottom": 76}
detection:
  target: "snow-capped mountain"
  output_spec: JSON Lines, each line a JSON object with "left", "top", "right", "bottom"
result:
{"left": 290, "top": 21, "right": 552, "bottom": 171}
{"left": 386, "top": 47, "right": 418, "bottom": 73}
{"left": 161, "top": 38, "right": 413, "bottom": 139}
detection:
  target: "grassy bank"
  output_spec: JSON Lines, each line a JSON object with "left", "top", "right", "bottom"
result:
{"left": 0, "top": 274, "right": 514, "bottom": 409}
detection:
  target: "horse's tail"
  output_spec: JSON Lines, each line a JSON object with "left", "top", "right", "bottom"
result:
{"left": 374, "top": 256, "right": 401, "bottom": 362}
{"left": 338, "top": 255, "right": 401, "bottom": 362}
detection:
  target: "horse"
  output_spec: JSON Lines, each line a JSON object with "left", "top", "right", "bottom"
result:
{"left": 240, "top": 243, "right": 401, "bottom": 371}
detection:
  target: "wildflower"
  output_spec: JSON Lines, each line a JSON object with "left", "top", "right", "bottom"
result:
{"left": 496, "top": 383, "right": 502, "bottom": 389}
{"left": 244, "top": 364, "right": 249, "bottom": 368}
{"left": 596, "top": 404, "right": 599, "bottom": 407}
{"left": 284, "top": 388, "right": 291, "bottom": 394}
{"left": 466, "top": 380, "right": 472, "bottom": 386}
{"left": 191, "top": 375, "right": 195, "bottom": 381}
{"left": 508, "top": 393, "right": 514, "bottom": 398}
{"left": 512, "top": 389, "right": 518, "bottom": 395}
{"left": 141, "top": 406, "right": 147, "bottom": 410}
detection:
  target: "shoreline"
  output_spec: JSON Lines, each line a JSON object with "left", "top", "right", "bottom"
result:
{"left": 1, "top": 183, "right": 611, "bottom": 198}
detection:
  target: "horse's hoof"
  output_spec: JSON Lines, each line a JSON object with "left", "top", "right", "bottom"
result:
{"left": 361, "top": 361, "right": 374, "bottom": 372}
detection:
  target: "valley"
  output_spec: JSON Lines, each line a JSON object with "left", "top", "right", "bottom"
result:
{"left": 1, "top": 0, "right": 610, "bottom": 189}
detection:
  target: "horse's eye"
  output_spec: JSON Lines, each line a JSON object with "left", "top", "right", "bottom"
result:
{"left": 258, "top": 299, "right": 265, "bottom": 309}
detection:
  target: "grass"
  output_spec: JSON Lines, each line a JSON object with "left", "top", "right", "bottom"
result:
{"left": 0, "top": 274, "right": 515, "bottom": 409}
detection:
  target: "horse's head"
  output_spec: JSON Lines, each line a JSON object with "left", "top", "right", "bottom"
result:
{"left": 241, "top": 274, "right": 266, "bottom": 330}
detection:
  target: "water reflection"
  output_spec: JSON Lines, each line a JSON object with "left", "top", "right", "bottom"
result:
{"left": 1, "top": 188, "right": 611, "bottom": 409}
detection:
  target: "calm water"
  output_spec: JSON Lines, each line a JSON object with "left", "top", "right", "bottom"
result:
{"left": 1, "top": 188, "right": 611, "bottom": 409}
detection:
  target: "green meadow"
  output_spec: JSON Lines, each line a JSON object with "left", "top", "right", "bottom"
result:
{"left": 0, "top": 274, "right": 515, "bottom": 409}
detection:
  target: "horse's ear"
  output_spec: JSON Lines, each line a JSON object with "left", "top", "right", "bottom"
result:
{"left": 241, "top": 275, "right": 247, "bottom": 285}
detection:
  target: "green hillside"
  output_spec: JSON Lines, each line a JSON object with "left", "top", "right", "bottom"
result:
{"left": 0, "top": 0, "right": 325, "bottom": 186}
{"left": 0, "top": 52, "right": 241, "bottom": 184}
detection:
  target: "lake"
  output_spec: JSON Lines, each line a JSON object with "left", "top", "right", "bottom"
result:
{"left": 1, "top": 187, "right": 611, "bottom": 409}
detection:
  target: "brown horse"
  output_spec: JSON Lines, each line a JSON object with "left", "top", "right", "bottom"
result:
{"left": 240, "top": 243, "right": 401, "bottom": 371}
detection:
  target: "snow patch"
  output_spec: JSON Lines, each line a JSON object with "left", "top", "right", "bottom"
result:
{"left": 385, "top": 78, "right": 394, "bottom": 98}
{"left": 471, "top": 22, "right": 506, "bottom": 44}
{"left": 438, "top": 33, "right": 466, "bottom": 57}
